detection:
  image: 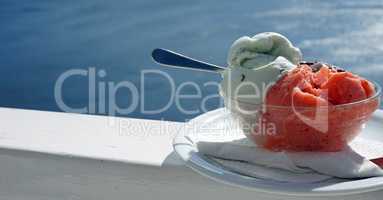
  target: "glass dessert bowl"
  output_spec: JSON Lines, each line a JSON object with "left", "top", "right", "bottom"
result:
{"left": 226, "top": 82, "right": 381, "bottom": 152}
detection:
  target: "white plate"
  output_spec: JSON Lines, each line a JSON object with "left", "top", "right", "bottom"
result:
{"left": 173, "top": 108, "right": 383, "bottom": 196}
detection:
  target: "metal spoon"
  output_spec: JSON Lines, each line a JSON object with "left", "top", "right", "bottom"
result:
{"left": 151, "top": 48, "right": 226, "bottom": 73}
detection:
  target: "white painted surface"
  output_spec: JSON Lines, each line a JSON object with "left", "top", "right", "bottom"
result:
{"left": 0, "top": 107, "right": 184, "bottom": 166}
{"left": 0, "top": 107, "right": 382, "bottom": 200}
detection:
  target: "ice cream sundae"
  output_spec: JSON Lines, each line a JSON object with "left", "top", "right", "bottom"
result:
{"left": 220, "top": 32, "right": 380, "bottom": 151}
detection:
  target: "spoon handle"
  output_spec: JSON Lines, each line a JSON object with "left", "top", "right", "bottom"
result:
{"left": 151, "top": 48, "right": 225, "bottom": 73}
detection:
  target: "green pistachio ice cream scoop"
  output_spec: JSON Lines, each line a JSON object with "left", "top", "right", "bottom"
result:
{"left": 221, "top": 32, "right": 302, "bottom": 104}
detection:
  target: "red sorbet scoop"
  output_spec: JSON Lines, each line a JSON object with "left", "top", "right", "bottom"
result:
{"left": 251, "top": 63, "right": 379, "bottom": 152}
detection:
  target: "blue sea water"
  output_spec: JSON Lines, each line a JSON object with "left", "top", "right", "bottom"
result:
{"left": 0, "top": 0, "right": 382, "bottom": 122}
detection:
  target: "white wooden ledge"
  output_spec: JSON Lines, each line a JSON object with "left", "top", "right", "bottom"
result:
{"left": 0, "top": 107, "right": 382, "bottom": 200}
{"left": 0, "top": 107, "right": 183, "bottom": 167}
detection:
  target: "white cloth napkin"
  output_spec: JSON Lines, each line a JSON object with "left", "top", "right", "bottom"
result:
{"left": 177, "top": 109, "right": 383, "bottom": 183}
